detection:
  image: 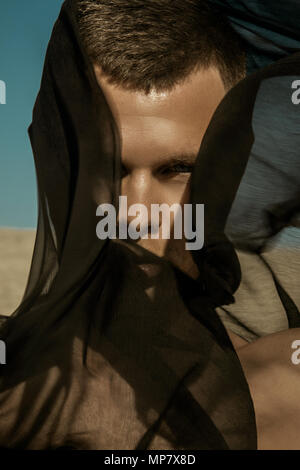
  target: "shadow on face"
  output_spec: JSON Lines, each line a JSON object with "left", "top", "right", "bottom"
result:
{"left": 94, "top": 65, "right": 226, "bottom": 278}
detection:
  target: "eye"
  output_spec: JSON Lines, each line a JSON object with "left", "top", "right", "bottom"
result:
{"left": 160, "top": 163, "right": 194, "bottom": 176}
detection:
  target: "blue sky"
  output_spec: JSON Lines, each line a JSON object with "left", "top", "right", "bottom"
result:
{"left": 0, "top": 0, "right": 64, "bottom": 228}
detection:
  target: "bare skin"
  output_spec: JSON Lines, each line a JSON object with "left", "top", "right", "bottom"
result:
{"left": 229, "top": 328, "right": 300, "bottom": 449}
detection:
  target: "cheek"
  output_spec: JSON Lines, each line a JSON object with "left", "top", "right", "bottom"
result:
{"left": 120, "top": 172, "right": 191, "bottom": 208}
{"left": 161, "top": 177, "right": 191, "bottom": 205}
{"left": 144, "top": 178, "right": 191, "bottom": 211}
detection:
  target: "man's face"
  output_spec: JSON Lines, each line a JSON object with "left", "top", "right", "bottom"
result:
{"left": 94, "top": 66, "right": 226, "bottom": 277}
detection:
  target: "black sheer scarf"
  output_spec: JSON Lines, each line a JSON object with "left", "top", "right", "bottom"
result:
{"left": 0, "top": 0, "right": 299, "bottom": 450}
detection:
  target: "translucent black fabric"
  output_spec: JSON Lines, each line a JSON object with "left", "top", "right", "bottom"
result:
{"left": 0, "top": 0, "right": 299, "bottom": 450}
{"left": 208, "top": 0, "right": 300, "bottom": 340}
{"left": 192, "top": 52, "right": 300, "bottom": 329}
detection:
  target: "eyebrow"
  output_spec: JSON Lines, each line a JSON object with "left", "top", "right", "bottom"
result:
{"left": 155, "top": 153, "right": 198, "bottom": 169}
{"left": 121, "top": 152, "right": 199, "bottom": 173}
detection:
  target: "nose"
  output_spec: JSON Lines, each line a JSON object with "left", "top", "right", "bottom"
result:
{"left": 119, "top": 169, "right": 158, "bottom": 233}
{"left": 121, "top": 169, "right": 151, "bottom": 230}
{"left": 122, "top": 169, "right": 152, "bottom": 212}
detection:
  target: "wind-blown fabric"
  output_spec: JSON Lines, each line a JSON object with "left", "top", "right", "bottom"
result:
{"left": 207, "top": 0, "right": 300, "bottom": 342}
{"left": 0, "top": 0, "right": 299, "bottom": 450}
{"left": 218, "top": 71, "right": 300, "bottom": 341}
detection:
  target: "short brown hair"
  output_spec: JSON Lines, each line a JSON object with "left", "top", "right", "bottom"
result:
{"left": 78, "top": 0, "right": 246, "bottom": 93}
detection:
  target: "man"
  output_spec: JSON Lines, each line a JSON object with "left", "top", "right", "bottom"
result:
{"left": 79, "top": 3, "right": 300, "bottom": 449}
{"left": 78, "top": 0, "right": 246, "bottom": 279}
{"left": 78, "top": 0, "right": 300, "bottom": 346}
{"left": 0, "top": 0, "right": 299, "bottom": 450}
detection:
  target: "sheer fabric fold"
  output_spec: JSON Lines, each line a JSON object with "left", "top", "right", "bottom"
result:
{"left": 0, "top": 0, "right": 299, "bottom": 450}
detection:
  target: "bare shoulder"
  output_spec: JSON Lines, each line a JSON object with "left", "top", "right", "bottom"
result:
{"left": 233, "top": 327, "right": 300, "bottom": 449}
{"left": 237, "top": 327, "right": 300, "bottom": 369}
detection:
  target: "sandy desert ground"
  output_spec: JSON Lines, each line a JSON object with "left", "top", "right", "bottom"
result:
{"left": 0, "top": 227, "right": 36, "bottom": 316}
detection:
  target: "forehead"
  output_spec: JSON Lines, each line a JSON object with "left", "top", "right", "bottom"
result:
{"left": 94, "top": 65, "right": 225, "bottom": 162}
